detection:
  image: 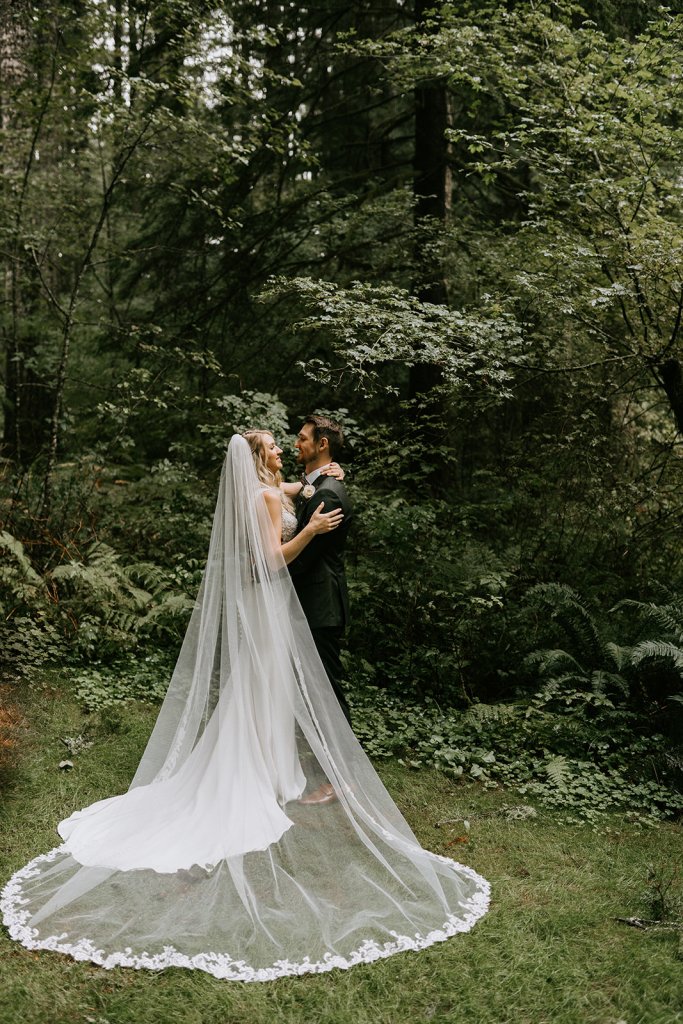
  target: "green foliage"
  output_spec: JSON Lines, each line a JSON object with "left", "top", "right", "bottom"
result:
{"left": 0, "top": 523, "right": 195, "bottom": 675}
{"left": 523, "top": 584, "right": 683, "bottom": 712}
{"left": 344, "top": 581, "right": 683, "bottom": 825}
{"left": 262, "top": 276, "right": 527, "bottom": 400}
{"left": 0, "top": 532, "right": 66, "bottom": 674}
{"left": 0, "top": 531, "right": 43, "bottom": 601}
{"left": 73, "top": 652, "right": 175, "bottom": 712}
{"left": 348, "top": 681, "right": 683, "bottom": 826}
{"left": 346, "top": 492, "right": 513, "bottom": 701}
{"left": 197, "top": 391, "right": 292, "bottom": 462}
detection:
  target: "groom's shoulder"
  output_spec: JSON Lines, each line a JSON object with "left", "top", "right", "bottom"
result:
{"left": 318, "top": 476, "right": 348, "bottom": 495}
{"left": 316, "top": 476, "right": 352, "bottom": 506}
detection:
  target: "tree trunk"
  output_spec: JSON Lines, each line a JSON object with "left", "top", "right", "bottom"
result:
{"left": 658, "top": 359, "right": 683, "bottom": 436}
{"left": 0, "top": 0, "right": 49, "bottom": 464}
{"left": 410, "top": 0, "right": 451, "bottom": 401}
{"left": 408, "top": 0, "right": 454, "bottom": 493}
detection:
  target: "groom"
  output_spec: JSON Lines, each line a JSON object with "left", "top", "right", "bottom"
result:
{"left": 289, "top": 414, "right": 353, "bottom": 788}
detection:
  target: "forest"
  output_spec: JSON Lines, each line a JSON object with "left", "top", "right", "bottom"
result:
{"left": 2, "top": 0, "right": 683, "bottom": 850}
{"left": 2, "top": 2, "right": 683, "bottom": 1019}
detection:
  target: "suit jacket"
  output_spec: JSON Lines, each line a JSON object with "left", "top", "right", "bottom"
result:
{"left": 288, "top": 475, "right": 352, "bottom": 630}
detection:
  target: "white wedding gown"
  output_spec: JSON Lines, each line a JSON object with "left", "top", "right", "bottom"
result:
{"left": 2, "top": 439, "right": 489, "bottom": 981}
{"left": 59, "top": 517, "right": 305, "bottom": 870}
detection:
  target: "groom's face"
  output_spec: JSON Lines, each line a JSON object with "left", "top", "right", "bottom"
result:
{"left": 295, "top": 423, "right": 320, "bottom": 467}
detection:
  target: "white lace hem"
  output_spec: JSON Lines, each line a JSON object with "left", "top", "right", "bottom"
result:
{"left": 1, "top": 845, "right": 491, "bottom": 982}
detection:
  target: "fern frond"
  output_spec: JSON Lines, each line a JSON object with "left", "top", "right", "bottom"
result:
{"left": 590, "top": 670, "right": 628, "bottom": 699}
{"left": 85, "top": 541, "right": 120, "bottom": 566}
{"left": 603, "top": 642, "right": 632, "bottom": 672}
{"left": 526, "top": 583, "right": 602, "bottom": 658}
{"left": 140, "top": 595, "right": 195, "bottom": 625}
{"left": 0, "top": 532, "right": 43, "bottom": 587}
{"left": 544, "top": 755, "right": 571, "bottom": 788}
{"left": 105, "top": 611, "right": 140, "bottom": 634}
{"left": 124, "top": 585, "right": 153, "bottom": 609}
{"left": 643, "top": 605, "right": 683, "bottom": 643}
{"left": 50, "top": 562, "right": 123, "bottom": 598}
{"left": 123, "top": 562, "right": 172, "bottom": 595}
{"left": 612, "top": 600, "right": 683, "bottom": 643}
{"left": 524, "top": 648, "right": 587, "bottom": 680}
{"left": 462, "top": 703, "right": 519, "bottom": 726}
{"left": 542, "top": 672, "right": 590, "bottom": 689}
{"left": 630, "top": 641, "right": 683, "bottom": 672}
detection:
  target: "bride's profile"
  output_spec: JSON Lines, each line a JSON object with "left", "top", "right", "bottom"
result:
{"left": 2, "top": 433, "right": 489, "bottom": 982}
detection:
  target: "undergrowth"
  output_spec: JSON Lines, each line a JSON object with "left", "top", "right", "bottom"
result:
{"left": 72, "top": 651, "right": 177, "bottom": 712}
{"left": 347, "top": 682, "right": 683, "bottom": 827}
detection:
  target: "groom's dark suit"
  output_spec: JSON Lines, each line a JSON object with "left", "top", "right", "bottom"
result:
{"left": 289, "top": 474, "right": 353, "bottom": 724}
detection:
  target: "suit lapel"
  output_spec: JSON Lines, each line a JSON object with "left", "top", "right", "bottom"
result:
{"left": 296, "top": 475, "right": 326, "bottom": 528}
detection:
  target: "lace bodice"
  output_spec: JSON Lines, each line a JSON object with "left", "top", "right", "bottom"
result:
{"left": 282, "top": 506, "right": 297, "bottom": 542}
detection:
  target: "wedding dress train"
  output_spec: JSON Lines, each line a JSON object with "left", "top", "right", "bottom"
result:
{"left": 2, "top": 436, "right": 489, "bottom": 981}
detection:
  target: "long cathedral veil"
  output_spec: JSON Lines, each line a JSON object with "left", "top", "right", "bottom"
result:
{"left": 2, "top": 436, "right": 489, "bottom": 981}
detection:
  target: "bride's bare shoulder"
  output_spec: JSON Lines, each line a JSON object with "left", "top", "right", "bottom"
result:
{"left": 262, "top": 487, "right": 281, "bottom": 510}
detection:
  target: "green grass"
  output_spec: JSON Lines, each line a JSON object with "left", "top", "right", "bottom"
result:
{"left": 1, "top": 675, "right": 682, "bottom": 1024}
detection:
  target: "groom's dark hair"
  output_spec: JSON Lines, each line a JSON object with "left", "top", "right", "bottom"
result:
{"left": 303, "top": 414, "right": 344, "bottom": 461}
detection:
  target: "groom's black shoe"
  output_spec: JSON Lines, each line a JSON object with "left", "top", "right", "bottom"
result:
{"left": 298, "top": 783, "right": 337, "bottom": 806}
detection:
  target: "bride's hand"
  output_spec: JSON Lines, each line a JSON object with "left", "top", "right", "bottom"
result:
{"left": 320, "top": 462, "right": 345, "bottom": 481}
{"left": 307, "top": 502, "right": 344, "bottom": 535}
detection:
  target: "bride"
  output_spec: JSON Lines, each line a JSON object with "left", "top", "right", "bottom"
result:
{"left": 1, "top": 433, "right": 489, "bottom": 981}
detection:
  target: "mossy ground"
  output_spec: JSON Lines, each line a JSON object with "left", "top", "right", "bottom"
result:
{"left": 1, "top": 675, "right": 681, "bottom": 1024}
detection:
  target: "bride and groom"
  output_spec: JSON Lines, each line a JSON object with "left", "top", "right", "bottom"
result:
{"left": 2, "top": 413, "right": 489, "bottom": 982}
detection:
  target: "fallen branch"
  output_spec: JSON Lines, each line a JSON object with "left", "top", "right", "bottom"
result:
{"left": 616, "top": 917, "right": 683, "bottom": 931}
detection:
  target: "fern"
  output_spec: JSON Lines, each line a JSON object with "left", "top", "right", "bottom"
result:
{"left": 590, "top": 670, "right": 627, "bottom": 699}
{"left": 630, "top": 641, "right": 683, "bottom": 672}
{"left": 544, "top": 755, "right": 572, "bottom": 788}
{"left": 50, "top": 544, "right": 156, "bottom": 610}
{"left": 0, "top": 531, "right": 43, "bottom": 589}
{"left": 140, "top": 594, "right": 195, "bottom": 626}
{"left": 123, "top": 562, "right": 173, "bottom": 593}
{"left": 462, "top": 703, "right": 519, "bottom": 726}
{"left": 526, "top": 583, "right": 602, "bottom": 660}
{"left": 525, "top": 648, "right": 585, "bottom": 676}
{"left": 612, "top": 599, "right": 683, "bottom": 644}
{"left": 604, "top": 642, "right": 633, "bottom": 673}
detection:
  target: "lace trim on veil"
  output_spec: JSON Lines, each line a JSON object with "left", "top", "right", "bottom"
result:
{"left": 1, "top": 846, "right": 490, "bottom": 981}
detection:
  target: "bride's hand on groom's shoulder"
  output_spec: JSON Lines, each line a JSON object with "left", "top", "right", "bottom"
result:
{"left": 321, "top": 462, "right": 345, "bottom": 482}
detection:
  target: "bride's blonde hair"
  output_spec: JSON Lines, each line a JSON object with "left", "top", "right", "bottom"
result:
{"left": 242, "top": 430, "right": 294, "bottom": 511}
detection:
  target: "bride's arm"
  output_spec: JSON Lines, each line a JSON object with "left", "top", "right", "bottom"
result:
{"left": 263, "top": 490, "right": 343, "bottom": 566}
{"left": 280, "top": 481, "right": 302, "bottom": 498}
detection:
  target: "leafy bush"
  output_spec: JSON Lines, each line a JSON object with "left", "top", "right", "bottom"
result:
{"left": 347, "top": 680, "right": 683, "bottom": 826}
{"left": 0, "top": 527, "right": 195, "bottom": 676}
{"left": 344, "top": 582, "right": 683, "bottom": 824}
{"left": 0, "top": 532, "right": 66, "bottom": 675}
{"left": 522, "top": 584, "right": 683, "bottom": 723}
{"left": 345, "top": 451, "right": 516, "bottom": 703}
{"left": 73, "top": 651, "right": 176, "bottom": 712}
